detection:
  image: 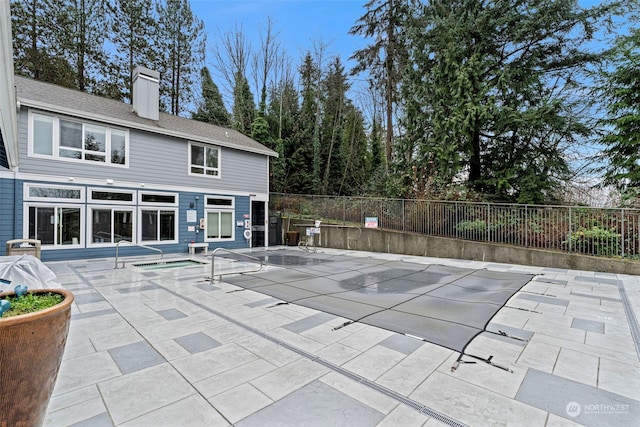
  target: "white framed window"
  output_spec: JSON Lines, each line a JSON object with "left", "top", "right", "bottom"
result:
{"left": 139, "top": 209, "right": 178, "bottom": 243}
{"left": 205, "top": 196, "right": 234, "bottom": 208}
{"left": 205, "top": 211, "right": 234, "bottom": 240}
{"left": 89, "top": 207, "right": 134, "bottom": 245}
{"left": 28, "top": 111, "right": 128, "bottom": 167}
{"left": 88, "top": 188, "right": 135, "bottom": 204}
{"left": 24, "top": 184, "right": 85, "bottom": 202}
{"left": 189, "top": 142, "right": 220, "bottom": 177}
{"left": 138, "top": 191, "right": 178, "bottom": 206}
{"left": 204, "top": 196, "right": 235, "bottom": 241}
{"left": 25, "top": 204, "right": 84, "bottom": 247}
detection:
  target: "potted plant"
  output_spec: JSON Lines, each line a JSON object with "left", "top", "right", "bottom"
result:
{"left": 0, "top": 284, "right": 74, "bottom": 427}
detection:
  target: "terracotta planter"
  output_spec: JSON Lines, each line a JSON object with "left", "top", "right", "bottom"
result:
{"left": 0, "top": 288, "right": 74, "bottom": 427}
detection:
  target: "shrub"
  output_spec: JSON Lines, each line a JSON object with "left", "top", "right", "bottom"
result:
{"left": 565, "top": 226, "right": 621, "bottom": 257}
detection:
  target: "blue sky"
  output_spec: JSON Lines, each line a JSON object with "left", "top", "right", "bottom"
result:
{"left": 191, "top": 0, "right": 369, "bottom": 68}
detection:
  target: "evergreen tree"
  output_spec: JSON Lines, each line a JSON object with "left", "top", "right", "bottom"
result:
{"left": 106, "top": 0, "right": 157, "bottom": 102}
{"left": 350, "top": 0, "right": 409, "bottom": 170}
{"left": 338, "top": 102, "right": 369, "bottom": 195}
{"left": 364, "top": 116, "right": 388, "bottom": 195}
{"left": 266, "top": 73, "right": 298, "bottom": 193}
{"left": 232, "top": 71, "right": 255, "bottom": 135}
{"left": 155, "top": 0, "right": 205, "bottom": 115}
{"left": 192, "top": 66, "right": 230, "bottom": 126}
{"left": 251, "top": 113, "right": 270, "bottom": 145}
{"left": 288, "top": 52, "right": 319, "bottom": 194}
{"left": 320, "top": 56, "right": 349, "bottom": 195}
{"left": 401, "top": 0, "right": 614, "bottom": 202}
{"left": 59, "top": 0, "right": 110, "bottom": 92}
{"left": 10, "top": 0, "right": 75, "bottom": 87}
{"left": 596, "top": 26, "right": 640, "bottom": 203}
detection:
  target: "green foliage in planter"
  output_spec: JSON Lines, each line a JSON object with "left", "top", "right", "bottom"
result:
{"left": 2, "top": 292, "right": 64, "bottom": 318}
{"left": 565, "top": 226, "right": 622, "bottom": 257}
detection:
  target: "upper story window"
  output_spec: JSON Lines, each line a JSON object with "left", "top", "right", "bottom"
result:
{"left": 29, "top": 111, "right": 128, "bottom": 166}
{"left": 189, "top": 142, "right": 220, "bottom": 177}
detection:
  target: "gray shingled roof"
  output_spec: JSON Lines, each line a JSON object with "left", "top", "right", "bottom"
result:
{"left": 15, "top": 76, "right": 277, "bottom": 157}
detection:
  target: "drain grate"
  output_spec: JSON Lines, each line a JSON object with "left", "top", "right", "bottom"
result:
{"left": 616, "top": 276, "right": 640, "bottom": 360}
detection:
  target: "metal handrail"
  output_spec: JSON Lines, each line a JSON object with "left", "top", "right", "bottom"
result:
{"left": 114, "top": 240, "right": 163, "bottom": 269}
{"left": 210, "top": 247, "right": 263, "bottom": 282}
{"left": 298, "top": 239, "right": 316, "bottom": 253}
{"left": 294, "top": 223, "right": 362, "bottom": 251}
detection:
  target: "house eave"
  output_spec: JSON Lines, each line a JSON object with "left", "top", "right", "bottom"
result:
{"left": 18, "top": 97, "right": 278, "bottom": 158}
{"left": 0, "top": 0, "right": 18, "bottom": 169}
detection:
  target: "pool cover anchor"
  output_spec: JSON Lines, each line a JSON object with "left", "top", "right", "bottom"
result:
{"left": 452, "top": 353, "right": 513, "bottom": 373}
{"left": 485, "top": 329, "right": 529, "bottom": 343}
{"left": 505, "top": 305, "right": 540, "bottom": 314}
{"left": 267, "top": 302, "right": 290, "bottom": 308}
{"left": 332, "top": 320, "right": 355, "bottom": 330}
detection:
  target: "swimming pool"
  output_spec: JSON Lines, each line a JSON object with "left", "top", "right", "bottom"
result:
{"left": 133, "top": 259, "right": 208, "bottom": 270}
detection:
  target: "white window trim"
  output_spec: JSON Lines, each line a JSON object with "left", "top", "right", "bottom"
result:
{"left": 88, "top": 206, "right": 136, "bottom": 247}
{"left": 138, "top": 191, "right": 179, "bottom": 206}
{"left": 27, "top": 110, "right": 129, "bottom": 168}
{"left": 204, "top": 210, "right": 235, "bottom": 242}
{"left": 188, "top": 142, "right": 221, "bottom": 179}
{"left": 23, "top": 203, "right": 85, "bottom": 249}
{"left": 137, "top": 207, "right": 179, "bottom": 244}
{"left": 205, "top": 195, "right": 235, "bottom": 208}
{"left": 88, "top": 187, "right": 136, "bottom": 205}
{"left": 24, "top": 183, "right": 86, "bottom": 203}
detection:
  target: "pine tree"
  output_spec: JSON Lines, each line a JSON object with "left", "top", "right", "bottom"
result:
{"left": 10, "top": 0, "right": 75, "bottom": 87}
{"left": 350, "top": 0, "right": 409, "bottom": 171}
{"left": 288, "top": 52, "right": 319, "bottom": 194}
{"left": 155, "top": 0, "right": 205, "bottom": 115}
{"left": 401, "top": 0, "right": 614, "bottom": 202}
{"left": 266, "top": 72, "right": 298, "bottom": 193}
{"left": 59, "top": 0, "right": 110, "bottom": 92}
{"left": 320, "top": 56, "right": 349, "bottom": 195}
{"left": 232, "top": 71, "right": 255, "bottom": 135}
{"left": 338, "top": 102, "right": 369, "bottom": 195}
{"left": 106, "top": 0, "right": 157, "bottom": 102}
{"left": 192, "top": 67, "right": 230, "bottom": 126}
{"left": 596, "top": 26, "right": 640, "bottom": 204}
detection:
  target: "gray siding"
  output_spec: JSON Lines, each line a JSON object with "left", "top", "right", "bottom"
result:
{"left": 17, "top": 107, "right": 269, "bottom": 194}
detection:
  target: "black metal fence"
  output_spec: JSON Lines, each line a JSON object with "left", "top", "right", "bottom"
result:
{"left": 270, "top": 193, "right": 640, "bottom": 259}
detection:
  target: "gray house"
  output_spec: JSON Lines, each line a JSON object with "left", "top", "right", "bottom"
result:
{"left": 0, "top": 67, "right": 277, "bottom": 261}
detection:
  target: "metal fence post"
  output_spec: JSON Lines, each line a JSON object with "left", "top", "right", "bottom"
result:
{"left": 343, "top": 197, "right": 346, "bottom": 224}
{"left": 568, "top": 207, "right": 572, "bottom": 253}
{"left": 403, "top": 199, "right": 405, "bottom": 232}
{"left": 621, "top": 208, "right": 625, "bottom": 257}
{"left": 485, "top": 203, "right": 490, "bottom": 243}
{"left": 525, "top": 205, "right": 528, "bottom": 248}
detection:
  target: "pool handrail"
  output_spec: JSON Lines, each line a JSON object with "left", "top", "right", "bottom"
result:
{"left": 114, "top": 240, "right": 164, "bottom": 269}
{"left": 210, "top": 247, "right": 263, "bottom": 282}
{"left": 293, "top": 223, "right": 362, "bottom": 251}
